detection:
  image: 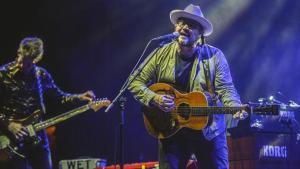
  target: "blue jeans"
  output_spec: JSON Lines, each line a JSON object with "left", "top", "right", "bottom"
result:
{"left": 159, "top": 128, "right": 228, "bottom": 169}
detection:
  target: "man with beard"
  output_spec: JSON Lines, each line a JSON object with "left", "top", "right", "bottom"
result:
{"left": 128, "top": 4, "right": 247, "bottom": 169}
{"left": 0, "top": 37, "right": 96, "bottom": 169}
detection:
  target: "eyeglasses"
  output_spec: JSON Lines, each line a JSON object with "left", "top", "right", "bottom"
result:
{"left": 176, "top": 18, "right": 203, "bottom": 31}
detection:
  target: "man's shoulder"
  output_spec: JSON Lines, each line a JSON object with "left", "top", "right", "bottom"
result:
{"left": 159, "top": 41, "right": 177, "bottom": 50}
{"left": 0, "top": 62, "right": 14, "bottom": 75}
{"left": 36, "top": 66, "right": 52, "bottom": 78}
{"left": 0, "top": 65, "right": 4, "bottom": 78}
{"left": 198, "top": 44, "right": 224, "bottom": 59}
{"left": 155, "top": 41, "right": 177, "bottom": 57}
{"left": 0, "top": 65, "right": 5, "bottom": 73}
{"left": 0, "top": 61, "right": 14, "bottom": 69}
{"left": 202, "top": 44, "right": 223, "bottom": 54}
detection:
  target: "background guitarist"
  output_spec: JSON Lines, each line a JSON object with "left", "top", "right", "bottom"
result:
{"left": 0, "top": 37, "right": 96, "bottom": 169}
{"left": 128, "top": 4, "right": 248, "bottom": 169}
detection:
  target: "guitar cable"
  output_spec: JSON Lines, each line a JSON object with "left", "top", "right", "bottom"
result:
{"left": 7, "top": 144, "right": 25, "bottom": 159}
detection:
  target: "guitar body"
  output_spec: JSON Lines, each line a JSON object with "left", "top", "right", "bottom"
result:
{"left": 143, "top": 83, "right": 212, "bottom": 139}
{"left": 0, "top": 98, "right": 110, "bottom": 161}
{"left": 0, "top": 110, "right": 42, "bottom": 161}
{"left": 143, "top": 83, "right": 280, "bottom": 139}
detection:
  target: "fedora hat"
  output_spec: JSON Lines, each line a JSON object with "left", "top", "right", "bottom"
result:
{"left": 170, "top": 4, "right": 213, "bottom": 36}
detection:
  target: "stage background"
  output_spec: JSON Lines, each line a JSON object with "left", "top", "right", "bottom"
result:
{"left": 0, "top": 0, "right": 299, "bottom": 167}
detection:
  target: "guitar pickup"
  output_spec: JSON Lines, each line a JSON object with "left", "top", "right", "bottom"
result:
{"left": 0, "top": 135, "right": 10, "bottom": 149}
{"left": 26, "top": 125, "right": 36, "bottom": 137}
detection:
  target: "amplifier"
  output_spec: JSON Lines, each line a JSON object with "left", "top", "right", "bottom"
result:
{"left": 228, "top": 133, "right": 300, "bottom": 169}
{"left": 59, "top": 158, "right": 106, "bottom": 169}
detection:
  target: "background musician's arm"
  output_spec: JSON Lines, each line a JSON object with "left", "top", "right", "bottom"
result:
{"left": 0, "top": 71, "right": 9, "bottom": 129}
{"left": 41, "top": 69, "right": 95, "bottom": 104}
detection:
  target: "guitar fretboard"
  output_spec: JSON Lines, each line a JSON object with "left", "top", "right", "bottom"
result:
{"left": 34, "top": 104, "right": 90, "bottom": 132}
{"left": 175, "top": 105, "right": 276, "bottom": 116}
{"left": 176, "top": 106, "right": 246, "bottom": 116}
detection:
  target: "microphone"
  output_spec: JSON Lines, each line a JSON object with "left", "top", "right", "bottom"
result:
{"left": 153, "top": 32, "right": 180, "bottom": 40}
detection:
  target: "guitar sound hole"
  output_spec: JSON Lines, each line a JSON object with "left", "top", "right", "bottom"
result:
{"left": 178, "top": 103, "right": 190, "bottom": 120}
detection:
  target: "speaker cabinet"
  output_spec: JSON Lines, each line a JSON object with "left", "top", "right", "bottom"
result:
{"left": 228, "top": 133, "right": 300, "bottom": 169}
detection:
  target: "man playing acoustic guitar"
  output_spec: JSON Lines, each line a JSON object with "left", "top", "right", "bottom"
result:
{"left": 0, "top": 37, "right": 97, "bottom": 169}
{"left": 128, "top": 4, "right": 248, "bottom": 169}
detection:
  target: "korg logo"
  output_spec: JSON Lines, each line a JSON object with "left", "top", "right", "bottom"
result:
{"left": 261, "top": 145, "right": 287, "bottom": 158}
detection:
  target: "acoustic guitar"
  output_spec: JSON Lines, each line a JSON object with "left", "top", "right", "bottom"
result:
{"left": 0, "top": 98, "right": 110, "bottom": 161}
{"left": 142, "top": 83, "right": 279, "bottom": 139}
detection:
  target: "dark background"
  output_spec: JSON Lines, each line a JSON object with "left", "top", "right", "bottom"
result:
{"left": 1, "top": 0, "right": 300, "bottom": 167}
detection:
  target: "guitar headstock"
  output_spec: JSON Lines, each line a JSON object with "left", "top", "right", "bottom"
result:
{"left": 252, "top": 104, "right": 280, "bottom": 115}
{"left": 89, "top": 98, "right": 111, "bottom": 112}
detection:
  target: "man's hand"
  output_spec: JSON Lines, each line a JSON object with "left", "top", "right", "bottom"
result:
{"left": 152, "top": 94, "right": 175, "bottom": 112}
{"left": 233, "top": 105, "right": 249, "bottom": 120}
{"left": 78, "top": 90, "right": 96, "bottom": 102}
{"left": 8, "top": 122, "right": 28, "bottom": 140}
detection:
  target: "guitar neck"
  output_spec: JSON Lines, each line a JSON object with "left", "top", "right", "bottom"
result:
{"left": 34, "top": 104, "right": 91, "bottom": 132}
{"left": 189, "top": 106, "right": 245, "bottom": 115}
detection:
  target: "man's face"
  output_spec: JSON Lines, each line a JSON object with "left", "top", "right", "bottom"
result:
{"left": 175, "top": 18, "right": 203, "bottom": 47}
{"left": 16, "top": 52, "right": 35, "bottom": 71}
{"left": 16, "top": 47, "right": 43, "bottom": 72}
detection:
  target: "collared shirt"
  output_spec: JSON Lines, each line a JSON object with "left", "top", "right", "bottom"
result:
{"left": 128, "top": 42, "right": 241, "bottom": 140}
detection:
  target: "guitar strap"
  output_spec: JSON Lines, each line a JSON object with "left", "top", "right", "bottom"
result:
{"left": 35, "top": 66, "right": 46, "bottom": 114}
{"left": 198, "top": 42, "right": 218, "bottom": 106}
{"left": 197, "top": 43, "right": 216, "bottom": 127}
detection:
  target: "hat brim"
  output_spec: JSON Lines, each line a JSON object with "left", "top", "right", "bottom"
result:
{"left": 170, "top": 10, "right": 213, "bottom": 36}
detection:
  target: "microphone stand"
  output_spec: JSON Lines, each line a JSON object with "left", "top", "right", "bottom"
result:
{"left": 105, "top": 37, "right": 172, "bottom": 169}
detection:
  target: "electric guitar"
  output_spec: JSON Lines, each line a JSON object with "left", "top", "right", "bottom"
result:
{"left": 0, "top": 98, "right": 110, "bottom": 161}
{"left": 142, "top": 83, "right": 279, "bottom": 139}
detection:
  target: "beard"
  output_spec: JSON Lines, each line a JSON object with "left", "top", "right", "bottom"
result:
{"left": 177, "top": 35, "right": 196, "bottom": 47}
